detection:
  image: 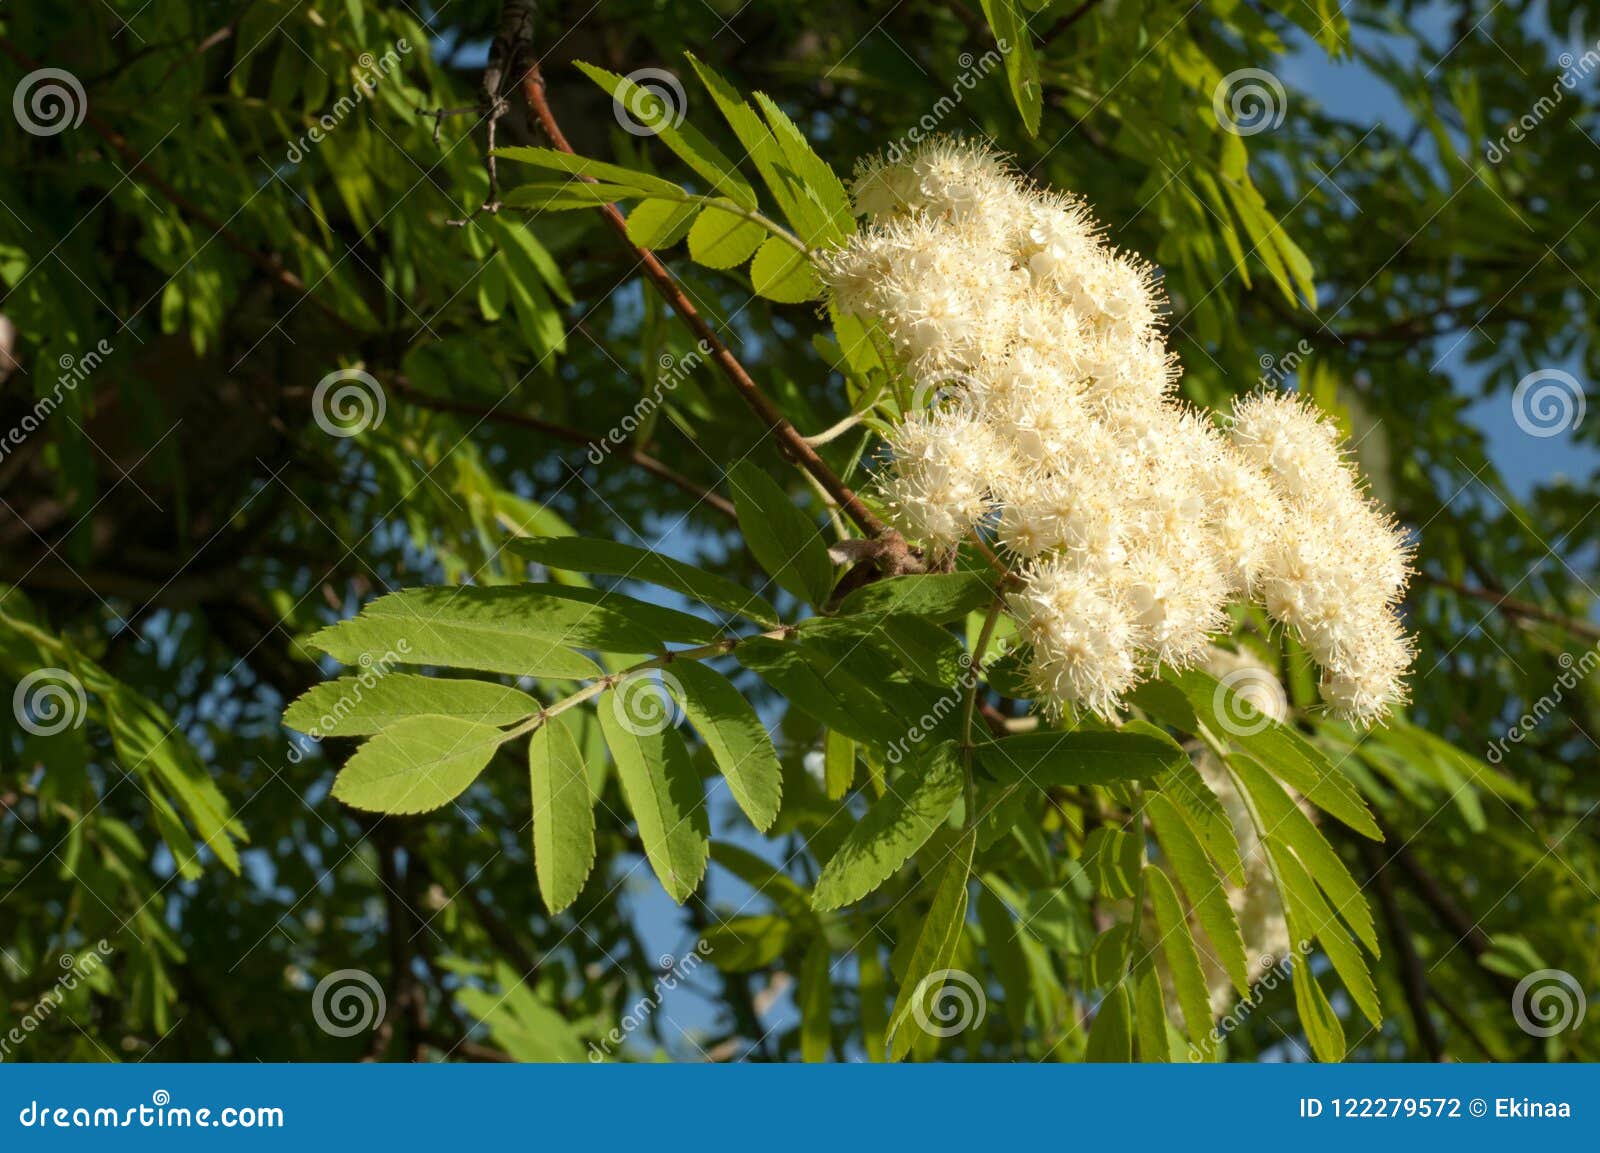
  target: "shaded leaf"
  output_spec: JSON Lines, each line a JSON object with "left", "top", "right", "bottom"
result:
{"left": 729, "top": 461, "right": 833, "bottom": 606}
{"left": 687, "top": 202, "right": 767, "bottom": 268}
{"left": 886, "top": 829, "right": 975, "bottom": 1060}
{"left": 799, "top": 936, "right": 832, "bottom": 1062}
{"left": 1085, "top": 982, "right": 1133, "bottom": 1062}
{"left": 1147, "top": 792, "right": 1249, "bottom": 995}
{"left": 750, "top": 235, "right": 820, "bottom": 302}
{"left": 812, "top": 741, "right": 963, "bottom": 911}
{"left": 977, "top": 728, "right": 1187, "bottom": 788}
{"left": 1145, "top": 866, "right": 1216, "bottom": 1061}
{"left": 669, "top": 660, "right": 783, "bottom": 832}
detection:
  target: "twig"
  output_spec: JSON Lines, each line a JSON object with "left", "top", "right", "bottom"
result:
{"left": 1044, "top": 0, "right": 1106, "bottom": 42}
{"left": 411, "top": 854, "right": 543, "bottom": 988}
{"left": 417, "top": 104, "right": 479, "bottom": 147}
{"left": 515, "top": 57, "right": 897, "bottom": 545}
{"left": 1419, "top": 573, "right": 1600, "bottom": 643}
{"left": 800, "top": 411, "right": 866, "bottom": 447}
{"left": 0, "top": 34, "right": 350, "bottom": 329}
{"left": 442, "top": 0, "right": 539, "bottom": 224}
{"left": 1361, "top": 839, "right": 1445, "bottom": 1061}
{"left": 366, "top": 835, "right": 425, "bottom": 1061}
{"left": 392, "top": 377, "right": 737, "bottom": 520}
{"left": 1377, "top": 820, "right": 1521, "bottom": 1001}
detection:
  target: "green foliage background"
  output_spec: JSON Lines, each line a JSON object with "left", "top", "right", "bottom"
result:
{"left": 1, "top": 0, "right": 1596, "bottom": 1062}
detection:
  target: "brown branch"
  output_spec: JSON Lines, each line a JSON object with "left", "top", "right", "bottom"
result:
{"left": 1420, "top": 573, "right": 1600, "bottom": 642}
{"left": 1044, "top": 0, "right": 1106, "bottom": 42}
{"left": 392, "top": 378, "right": 737, "bottom": 520}
{"left": 437, "top": 0, "right": 538, "bottom": 223}
{"left": 151, "top": 2, "right": 257, "bottom": 90}
{"left": 514, "top": 58, "right": 895, "bottom": 544}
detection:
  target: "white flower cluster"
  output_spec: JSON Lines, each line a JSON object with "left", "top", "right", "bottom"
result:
{"left": 820, "top": 138, "right": 1414, "bottom": 725}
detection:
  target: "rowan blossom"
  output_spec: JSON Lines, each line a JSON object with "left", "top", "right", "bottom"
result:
{"left": 820, "top": 136, "right": 1415, "bottom": 725}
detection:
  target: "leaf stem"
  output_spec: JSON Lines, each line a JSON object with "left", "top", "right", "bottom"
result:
{"left": 501, "top": 626, "right": 797, "bottom": 744}
{"left": 675, "top": 194, "right": 809, "bottom": 254}
{"left": 960, "top": 598, "right": 1006, "bottom": 825}
{"left": 1121, "top": 787, "right": 1148, "bottom": 980}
